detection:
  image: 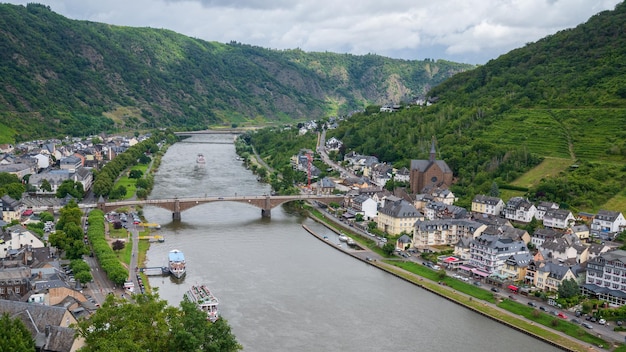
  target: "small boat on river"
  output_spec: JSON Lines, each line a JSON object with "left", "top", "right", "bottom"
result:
{"left": 338, "top": 233, "right": 348, "bottom": 242}
{"left": 196, "top": 153, "right": 206, "bottom": 164}
{"left": 168, "top": 249, "right": 186, "bottom": 279}
{"left": 347, "top": 238, "right": 356, "bottom": 246}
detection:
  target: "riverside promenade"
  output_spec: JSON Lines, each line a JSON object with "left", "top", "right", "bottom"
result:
{"left": 302, "top": 221, "right": 608, "bottom": 352}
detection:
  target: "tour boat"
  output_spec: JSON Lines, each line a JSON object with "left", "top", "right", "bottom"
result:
{"left": 168, "top": 249, "right": 186, "bottom": 279}
{"left": 196, "top": 153, "right": 206, "bottom": 164}
{"left": 347, "top": 238, "right": 356, "bottom": 246}
{"left": 338, "top": 233, "right": 348, "bottom": 242}
{"left": 184, "top": 284, "right": 220, "bottom": 322}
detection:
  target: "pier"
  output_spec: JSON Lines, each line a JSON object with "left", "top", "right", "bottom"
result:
{"left": 139, "top": 266, "right": 169, "bottom": 276}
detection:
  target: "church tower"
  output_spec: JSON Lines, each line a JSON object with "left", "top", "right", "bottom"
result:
{"left": 429, "top": 136, "right": 436, "bottom": 163}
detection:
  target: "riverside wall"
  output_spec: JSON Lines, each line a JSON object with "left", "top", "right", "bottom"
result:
{"left": 302, "top": 222, "right": 588, "bottom": 352}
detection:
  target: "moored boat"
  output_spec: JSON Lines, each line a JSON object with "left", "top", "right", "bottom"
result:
{"left": 338, "top": 233, "right": 348, "bottom": 242}
{"left": 184, "top": 284, "right": 219, "bottom": 322}
{"left": 196, "top": 153, "right": 206, "bottom": 164}
{"left": 347, "top": 237, "right": 356, "bottom": 246}
{"left": 168, "top": 249, "right": 186, "bottom": 279}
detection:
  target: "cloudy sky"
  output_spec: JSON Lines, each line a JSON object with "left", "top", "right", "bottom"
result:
{"left": 3, "top": 0, "right": 622, "bottom": 64}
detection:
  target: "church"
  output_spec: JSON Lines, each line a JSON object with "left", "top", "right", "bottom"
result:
{"left": 409, "top": 137, "right": 453, "bottom": 193}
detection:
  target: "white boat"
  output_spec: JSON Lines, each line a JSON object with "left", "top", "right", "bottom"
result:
{"left": 168, "top": 249, "right": 186, "bottom": 279}
{"left": 184, "top": 284, "right": 219, "bottom": 322}
{"left": 196, "top": 153, "right": 206, "bottom": 164}
{"left": 338, "top": 234, "right": 348, "bottom": 242}
{"left": 347, "top": 238, "right": 356, "bottom": 246}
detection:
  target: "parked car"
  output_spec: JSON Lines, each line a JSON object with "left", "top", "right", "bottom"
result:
{"left": 490, "top": 287, "right": 499, "bottom": 293}
{"left": 557, "top": 312, "right": 568, "bottom": 319}
{"left": 473, "top": 281, "right": 482, "bottom": 286}
{"left": 570, "top": 318, "right": 581, "bottom": 324}
{"left": 539, "top": 306, "right": 547, "bottom": 311}
{"left": 598, "top": 318, "right": 606, "bottom": 325}
{"left": 617, "top": 320, "right": 623, "bottom": 326}
{"left": 508, "top": 295, "right": 517, "bottom": 301}
{"left": 527, "top": 301, "right": 537, "bottom": 307}
{"left": 582, "top": 322, "right": 593, "bottom": 329}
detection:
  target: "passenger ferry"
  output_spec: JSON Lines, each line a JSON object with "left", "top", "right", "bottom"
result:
{"left": 196, "top": 153, "right": 206, "bottom": 164}
{"left": 168, "top": 249, "right": 186, "bottom": 279}
{"left": 184, "top": 284, "right": 220, "bottom": 322}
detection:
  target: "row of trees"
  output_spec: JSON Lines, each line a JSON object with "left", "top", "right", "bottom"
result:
{"left": 85, "top": 209, "right": 128, "bottom": 286}
{"left": 92, "top": 131, "right": 170, "bottom": 198}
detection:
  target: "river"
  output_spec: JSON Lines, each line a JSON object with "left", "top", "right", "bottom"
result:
{"left": 142, "top": 134, "right": 560, "bottom": 351}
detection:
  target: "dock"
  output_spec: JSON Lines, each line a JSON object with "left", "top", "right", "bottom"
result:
{"left": 139, "top": 266, "right": 169, "bottom": 276}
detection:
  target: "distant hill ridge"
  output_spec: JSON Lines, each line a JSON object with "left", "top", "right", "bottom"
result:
{"left": 0, "top": 3, "right": 474, "bottom": 142}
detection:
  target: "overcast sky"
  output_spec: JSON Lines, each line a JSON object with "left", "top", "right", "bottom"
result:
{"left": 3, "top": 0, "right": 622, "bottom": 64}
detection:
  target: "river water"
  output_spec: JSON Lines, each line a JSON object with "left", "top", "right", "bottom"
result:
{"left": 143, "top": 134, "right": 560, "bottom": 352}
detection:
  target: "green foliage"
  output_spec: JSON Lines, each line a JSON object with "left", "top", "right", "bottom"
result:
{"left": 55, "top": 179, "right": 84, "bottom": 200}
{"left": 74, "top": 293, "right": 242, "bottom": 352}
{"left": 0, "top": 173, "right": 26, "bottom": 199}
{"left": 128, "top": 169, "right": 143, "bottom": 179}
{"left": 381, "top": 242, "right": 395, "bottom": 255}
{"left": 0, "top": 312, "right": 35, "bottom": 352}
{"left": 86, "top": 210, "right": 128, "bottom": 285}
{"left": 0, "top": 4, "right": 472, "bottom": 142}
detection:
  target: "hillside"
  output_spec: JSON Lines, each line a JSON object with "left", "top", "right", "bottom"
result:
{"left": 0, "top": 3, "right": 473, "bottom": 142}
{"left": 326, "top": 1, "right": 626, "bottom": 210}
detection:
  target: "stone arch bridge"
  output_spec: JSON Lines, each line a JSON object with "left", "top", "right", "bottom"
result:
{"left": 95, "top": 194, "right": 345, "bottom": 220}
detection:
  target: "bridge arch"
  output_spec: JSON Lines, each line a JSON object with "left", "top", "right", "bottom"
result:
{"left": 97, "top": 194, "right": 345, "bottom": 221}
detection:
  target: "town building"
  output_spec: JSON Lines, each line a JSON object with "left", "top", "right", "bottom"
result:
{"left": 591, "top": 210, "right": 626, "bottom": 238}
{"left": 542, "top": 209, "right": 575, "bottom": 229}
{"left": 583, "top": 250, "right": 626, "bottom": 306}
{"left": 471, "top": 195, "right": 505, "bottom": 216}
{"left": 503, "top": 197, "right": 536, "bottom": 223}
{"left": 413, "top": 219, "right": 486, "bottom": 249}
{"left": 376, "top": 199, "right": 423, "bottom": 235}
{"left": 469, "top": 233, "right": 530, "bottom": 275}
{"left": 409, "top": 137, "right": 453, "bottom": 193}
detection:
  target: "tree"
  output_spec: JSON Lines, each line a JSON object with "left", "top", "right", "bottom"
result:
{"left": 489, "top": 181, "right": 500, "bottom": 197}
{"left": 39, "top": 211, "right": 54, "bottom": 223}
{"left": 75, "top": 270, "right": 93, "bottom": 284}
{"left": 5, "top": 183, "right": 26, "bottom": 200}
{"left": 558, "top": 278, "right": 580, "bottom": 299}
{"left": 74, "top": 293, "right": 242, "bottom": 352}
{"left": 0, "top": 313, "right": 35, "bottom": 352}
{"left": 139, "top": 154, "right": 151, "bottom": 164}
{"left": 112, "top": 240, "right": 126, "bottom": 252}
{"left": 382, "top": 242, "right": 395, "bottom": 255}
{"left": 56, "top": 179, "right": 84, "bottom": 199}
{"left": 40, "top": 179, "right": 52, "bottom": 192}
{"left": 129, "top": 170, "right": 143, "bottom": 179}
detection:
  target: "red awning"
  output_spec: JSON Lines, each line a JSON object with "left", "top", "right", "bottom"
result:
{"left": 472, "top": 269, "right": 489, "bottom": 277}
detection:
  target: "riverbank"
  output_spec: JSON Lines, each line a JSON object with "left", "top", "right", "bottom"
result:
{"left": 303, "top": 217, "right": 607, "bottom": 352}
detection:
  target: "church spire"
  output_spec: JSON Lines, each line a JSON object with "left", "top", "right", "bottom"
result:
{"left": 429, "top": 136, "right": 436, "bottom": 162}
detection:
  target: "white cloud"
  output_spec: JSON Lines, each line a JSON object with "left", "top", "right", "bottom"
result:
{"left": 3, "top": 0, "right": 621, "bottom": 63}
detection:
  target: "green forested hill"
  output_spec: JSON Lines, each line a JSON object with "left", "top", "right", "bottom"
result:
{"left": 327, "top": 2, "right": 626, "bottom": 211}
{"left": 0, "top": 3, "right": 473, "bottom": 142}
